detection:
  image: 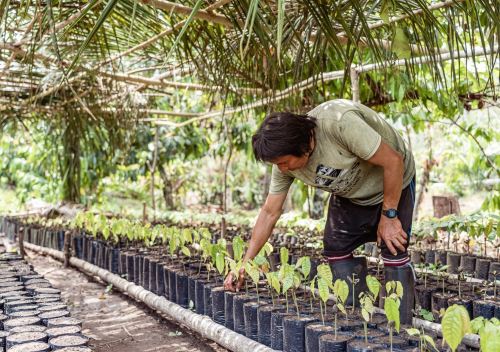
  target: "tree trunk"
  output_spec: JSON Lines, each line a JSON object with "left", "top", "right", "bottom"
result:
{"left": 158, "top": 164, "right": 175, "bottom": 210}
{"left": 61, "top": 122, "right": 81, "bottom": 203}
{"left": 413, "top": 126, "right": 435, "bottom": 220}
{"left": 311, "top": 188, "right": 325, "bottom": 219}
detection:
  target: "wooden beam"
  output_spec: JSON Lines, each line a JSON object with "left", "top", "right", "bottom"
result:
{"left": 140, "top": 0, "right": 233, "bottom": 27}
{"left": 98, "top": 70, "right": 262, "bottom": 94}
{"left": 98, "top": 0, "right": 233, "bottom": 67}
{"left": 147, "top": 45, "right": 498, "bottom": 127}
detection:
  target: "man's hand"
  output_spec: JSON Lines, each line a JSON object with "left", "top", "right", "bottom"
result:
{"left": 377, "top": 216, "right": 407, "bottom": 256}
{"left": 223, "top": 267, "right": 246, "bottom": 292}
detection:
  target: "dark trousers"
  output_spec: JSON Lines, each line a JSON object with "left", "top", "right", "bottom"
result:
{"left": 323, "top": 178, "right": 416, "bottom": 263}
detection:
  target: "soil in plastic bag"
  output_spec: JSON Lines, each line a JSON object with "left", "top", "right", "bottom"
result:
{"left": 319, "top": 333, "right": 353, "bottom": 352}
{"left": 175, "top": 272, "right": 189, "bottom": 308}
{"left": 282, "top": 315, "right": 318, "bottom": 352}
{"left": 211, "top": 286, "right": 226, "bottom": 325}
{"left": 271, "top": 311, "right": 295, "bottom": 350}
{"left": 475, "top": 258, "right": 490, "bottom": 280}
{"left": 473, "top": 299, "right": 496, "bottom": 319}
{"left": 232, "top": 294, "right": 257, "bottom": 335}
{"left": 257, "top": 305, "right": 285, "bottom": 347}
{"left": 244, "top": 301, "right": 266, "bottom": 341}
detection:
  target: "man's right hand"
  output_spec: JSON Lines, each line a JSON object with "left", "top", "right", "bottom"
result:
{"left": 224, "top": 267, "right": 246, "bottom": 292}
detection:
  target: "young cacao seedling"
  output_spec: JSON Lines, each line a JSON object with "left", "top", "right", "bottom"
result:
{"left": 441, "top": 304, "right": 471, "bottom": 352}
{"left": 406, "top": 327, "right": 437, "bottom": 352}
{"left": 470, "top": 316, "right": 500, "bottom": 352}
{"left": 332, "top": 278, "right": 349, "bottom": 337}
{"left": 384, "top": 280, "right": 404, "bottom": 352}
{"left": 359, "top": 275, "right": 381, "bottom": 343}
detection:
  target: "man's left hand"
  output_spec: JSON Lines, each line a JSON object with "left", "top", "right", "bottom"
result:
{"left": 377, "top": 216, "right": 407, "bottom": 256}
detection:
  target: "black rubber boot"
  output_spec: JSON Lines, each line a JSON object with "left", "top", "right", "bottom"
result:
{"left": 384, "top": 264, "right": 416, "bottom": 325}
{"left": 329, "top": 256, "right": 368, "bottom": 307}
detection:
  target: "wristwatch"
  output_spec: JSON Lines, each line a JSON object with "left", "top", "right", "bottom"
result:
{"left": 382, "top": 208, "right": 399, "bottom": 219}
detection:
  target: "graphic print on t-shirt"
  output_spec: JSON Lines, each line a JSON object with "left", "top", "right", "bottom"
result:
{"left": 314, "top": 164, "right": 343, "bottom": 186}
{"left": 314, "top": 162, "right": 362, "bottom": 194}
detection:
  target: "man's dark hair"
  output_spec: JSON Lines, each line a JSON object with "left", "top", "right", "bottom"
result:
{"left": 252, "top": 112, "right": 317, "bottom": 162}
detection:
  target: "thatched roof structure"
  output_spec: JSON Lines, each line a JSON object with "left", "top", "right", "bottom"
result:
{"left": 1, "top": 0, "right": 498, "bottom": 126}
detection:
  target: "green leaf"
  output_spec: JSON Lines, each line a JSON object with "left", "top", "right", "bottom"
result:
{"left": 280, "top": 247, "right": 289, "bottom": 265}
{"left": 270, "top": 272, "right": 281, "bottom": 294}
{"left": 260, "top": 242, "right": 273, "bottom": 256}
{"left": 392, "top": 27, "right": 411, "bottom": 59}
{"left": 181, "top": 246, "right": 191, "bottom": 257}
{"left": 282, "top": 274, "right": 293, "bottom": 294}
{"left": 405, "top": 328, "right": 420, "bottom": 336}
{"left": 309, "top": 278, "right": 315, "bottom": 298}
{"left": 333, "top": 279, "right": 349, "bottom": 304}
{"left": 164, "top": 0, "right": 204, "bottom": 63}
{"left": 317, "top": 264, "right": 333, "bottom": 283}
{"left": 245, "top": 262, "right": 260, "bottom": 285}
{"left": 480, "top": 321, "right": 500, "bottom": 352}
{"left": 68, "top": 0, "right": 119, "bottom": 73}
{"left": 442, "top": 305, "right": 471, "bottom": 352}
{"left": 232, "top": 236, "right": 245, "bottom": 261}
{"left": 395, "top": 281, "right": 403, "bottom": 298}
{"left": 337, "top": 303, "right": 346, "bottom": 315}
{"left": 366, "top": 275, "right": 381, "bottom": 299}
{"left": 182, "top": 228, "right": 193, "bottom": 243}
{"left": 471, "top": 317, "right": 485, "bottom": 334}
{"left": 380, "top": 0, "right": 392, "bottom": 24}
{"left": 384, "top": 297, "right": 401, "bottom": 332}
{"left": 317, "top": 277, "right": 330, "bottom": 303}
{"left": 424, "top": 335, "right": 437, "bottom": 350}
{"left": 215, "top": 252, "right": 225, "bottom": 274}
{"left": 361, "top": 308, "right": 370, "bottom": 322}
{"left": 420, "top": 309, "right": 434, "bottom": 322}
{"left": 296, "top": 256, "right": 311, "bottom": 279}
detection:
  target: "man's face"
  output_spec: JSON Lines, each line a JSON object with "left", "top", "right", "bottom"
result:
{"left": 272, "top": 154, "right": 309, "bottom": 173}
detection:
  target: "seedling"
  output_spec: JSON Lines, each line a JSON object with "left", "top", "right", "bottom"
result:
{"left": 246, "top": 242, "right": 273, "bottom": 303}
{"left": 278, "top": 247, "right": 303, "bottom": 316}
{"left": 471, "top": 317, "right": 500, "bottom": 352}
{"left": 310, "top": 263, "right": 334, "bottom": 323}
{"left": 384, "top": 280, "right": 404, "bottom": 352}
{"left": 491, "top": 271, "right": 498, "bottom": 299}
{"left": 441, "top": 305, "right": 471, "bottom": 352}
{"left": 406, "top": 327, "right": 437, "bottom": 352}
{"left": 332, "top": 279, "right": 349, "bottom": 337}
{"left": 481, "top": 280, "right": 494, "bottom": 301}
{"left": 434, "top": 264, "right": 449, "bottom": 295}
{"left": 347, "top": 272, "right": 359, "bottom": 314}
{"left": 457, "top": 267, "right": 465, "bottom": 299}
{"left": 359, "top": 275, "right": 381, "bottom": 343}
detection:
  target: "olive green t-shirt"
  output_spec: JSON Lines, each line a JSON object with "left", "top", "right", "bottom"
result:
{"left": 269, "top": 99, "right": 415, "bottom": 205}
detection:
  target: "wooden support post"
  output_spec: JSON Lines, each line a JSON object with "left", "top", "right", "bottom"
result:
{"left": 63, "top": 231, "right": 72, "bottom": 268}
{"left": 18, "top": 226, "right": 26, "bottom": 259}
{"left": 350, "top": 66, "right": 360, "bottom": 103}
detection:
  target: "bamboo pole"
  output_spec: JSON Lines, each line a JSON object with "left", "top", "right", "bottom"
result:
{"left": 140, "top": 0, "right": 233, "bottom": 27}
{"left": 97, "top": 71, "right": 263, "bottom": 94}
{"left": 24, "top": 242, "right": 276, "bottom": 352}
{"left": 147, "top": 44, "right": 498, "bottom": 127}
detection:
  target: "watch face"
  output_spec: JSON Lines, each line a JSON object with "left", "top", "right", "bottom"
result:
{"left": 385, "top": 209, "right": 398, "bottom": 218}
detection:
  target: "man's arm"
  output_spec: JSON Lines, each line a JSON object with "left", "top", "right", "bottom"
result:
{"left": 224, "top": 192, "right": 287, "bottom": 291}
{"left": 367, "top": 141, "right": 406, "bottom": 256}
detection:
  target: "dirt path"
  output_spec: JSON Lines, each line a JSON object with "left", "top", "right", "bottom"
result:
{"left": 26, "top": 251, "right": 226, "bottom": 352}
